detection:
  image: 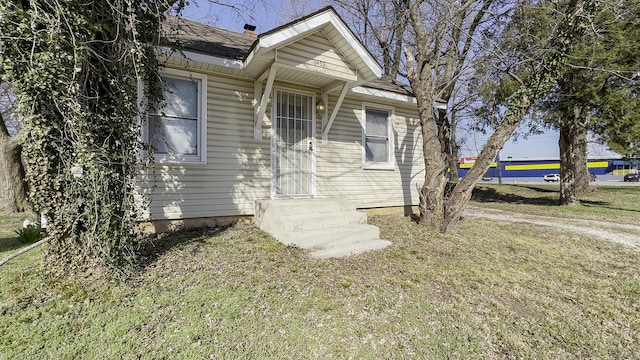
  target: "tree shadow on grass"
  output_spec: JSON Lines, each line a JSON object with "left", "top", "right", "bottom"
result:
{"left": 472, "top": 184, "right": 612, "bottom": 208}
{"left": 581, "top": 200, "right": 640, "bottom": 213}
{"left": 518, "top": 185, "right": 560, "bottom": 193}
{"left": 516, "top": 186, "right": 612, "bottom": 207}
{"left": 0, "top": 236, "right": 24, "bottom": 254}
{"left": 471, "top": 185, "right": 562, "bottom": 206}
{"left": 137, "top": 224, "right": 234, "bottom": 270}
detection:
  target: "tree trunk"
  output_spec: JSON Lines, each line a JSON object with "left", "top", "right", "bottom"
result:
{"left": 443, "top": 97, "right": 533, "bottom": 233}
{"left": 559, "top": 105, "right": 588, "bottom": 205}
{"left": 405, "top": 0, "right": 593, "bottom": 233}
{"left": 0, "top": 115, "right": 28, "bottom": 213}
{"left": 448, "top": 109, "right": 460, "bottom": 182}
{"left": 574, "top": 121, "right": 590, "bottom": 193}
{"left": 442, "top": 0, "right": 594, "bottom": 231}
{"left": 497, "top": 151, "right": 503, "bottom": 184}
{"left": 417, "top": 97, "right": 449, "bottom": 229}
{"left": 559, "top": 113, "right": 577, "bottom": 205}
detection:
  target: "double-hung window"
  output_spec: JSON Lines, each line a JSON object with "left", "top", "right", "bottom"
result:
{"left": 147, "top": 69, "right": 207, "bottom": 164}
{"left": 363, "top": 104, "right": 394, "bottom": 169}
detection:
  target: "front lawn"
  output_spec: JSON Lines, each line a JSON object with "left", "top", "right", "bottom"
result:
{"left": 1, "top": 185, "right": 639, "bottom": 359}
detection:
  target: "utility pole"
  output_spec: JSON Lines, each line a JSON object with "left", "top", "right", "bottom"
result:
{"left": 497, "top": 149, "right": 503, "bottom": 184}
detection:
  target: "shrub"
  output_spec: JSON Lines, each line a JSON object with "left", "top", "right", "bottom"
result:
{"left": 15, "top": 224, "right": 45, "bottom": 245}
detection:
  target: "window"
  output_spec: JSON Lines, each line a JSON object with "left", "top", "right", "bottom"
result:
{"left": 146, "top": 69, "right": 207, "bottom": 164}
{"left": 363, "top": 104, "right": 394, "bottom": 169}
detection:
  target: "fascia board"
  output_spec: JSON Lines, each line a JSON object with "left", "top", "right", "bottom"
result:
{"left": 248, "top": 11, "right": 382, "bottom": 78}
{"left": 158, "top": 47, "right": 244, "bottom": 69}
{"left": 351, "top": 86, "right": 416, "bottom": 104}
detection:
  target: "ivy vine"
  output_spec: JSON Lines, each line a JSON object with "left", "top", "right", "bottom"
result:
{"left": 0, "top": 0, "right": 182, "bottom": 277}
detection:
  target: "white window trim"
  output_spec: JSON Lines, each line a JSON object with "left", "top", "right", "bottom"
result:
{"left": 142, "top": 68, "right": 208, "bottom": 165}
{"left": 362, "top": 102, "right": 395, "bottom": 170}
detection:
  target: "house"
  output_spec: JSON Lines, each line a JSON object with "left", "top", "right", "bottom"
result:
{"left": 141, "top": 7, "right": 424, "bottom": 255}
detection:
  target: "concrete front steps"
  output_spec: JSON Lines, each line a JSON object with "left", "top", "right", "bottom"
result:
{"left": 255, "top": 199, "right": 391, "bottom": 259}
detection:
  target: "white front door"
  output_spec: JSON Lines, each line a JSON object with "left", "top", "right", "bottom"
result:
{"left": 272, "top": 89, "right": 316, "bottom": 197}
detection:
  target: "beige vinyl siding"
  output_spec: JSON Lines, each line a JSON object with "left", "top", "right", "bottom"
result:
{"left": 320, "top": 26, "right": 376, "bottom": 81}
{"left": 142, "top": 72, "right": 271, "bottom": 220}
{"left": 141, "top": 68, "right": 423, "bottom": 220}
{"left": 315, "top": 96, "right": 424, "bottom": 209}
{"left": 276, "top": 32, "right": 357, "bottom": 81}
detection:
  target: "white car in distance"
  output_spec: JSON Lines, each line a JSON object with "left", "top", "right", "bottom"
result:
{"left": 543, "top": 173, "right": 560, "bottom": 182}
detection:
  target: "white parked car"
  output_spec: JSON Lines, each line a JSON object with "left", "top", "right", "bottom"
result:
{"left": 543, "top": 173, "right": 560, "bottom": 182}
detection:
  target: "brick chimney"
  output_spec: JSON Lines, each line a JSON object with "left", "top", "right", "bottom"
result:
{"left": 243, "top": 24, "right": 258, "bottom": 37}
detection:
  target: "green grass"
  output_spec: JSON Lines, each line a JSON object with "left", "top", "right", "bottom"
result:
{"left": 1, "top": 185, "right": 639, "bottom": 359}
{"left": 471, "top": 184, "right": 640, "bottom": 226}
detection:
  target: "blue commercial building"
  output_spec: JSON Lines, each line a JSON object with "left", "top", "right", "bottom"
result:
{"left": 458, "top": 157, "right": 637, "bottom": 178}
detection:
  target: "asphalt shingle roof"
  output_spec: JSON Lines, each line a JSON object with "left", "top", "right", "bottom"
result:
{"left": 162, "top": 16, "right": 255, "bottom": 60}
{"left": 362, "top": 76, "right": 414, "bottom": 97}
{"left": 161, "top": 15, "right": 414, "bottom": 97}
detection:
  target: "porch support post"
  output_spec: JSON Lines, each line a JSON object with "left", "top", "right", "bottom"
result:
{"left": 254, "top": 81, "right": 262, "bottom": 139}
{"left": 254, "top": 63, "right": 278, "bottom": 140}
{"left": 320, "top": 93, "right": 329, "bottom": 144}
{"left": 322, "top": 82, "right": 351, "bottom": 142}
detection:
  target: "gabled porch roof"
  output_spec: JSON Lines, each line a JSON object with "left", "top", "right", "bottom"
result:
{"left": 161, "top": 7, "right": 415, "bottom": 141}
{"left": 245, "top": 6, "right": 382, "bottom": 85}
{"left": 163, "top": 7, "right": 383, "bottom": 89}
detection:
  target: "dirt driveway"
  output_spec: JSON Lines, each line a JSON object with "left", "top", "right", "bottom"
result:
{"left": 464, "top": 206, "right": 640, "bottom": 252}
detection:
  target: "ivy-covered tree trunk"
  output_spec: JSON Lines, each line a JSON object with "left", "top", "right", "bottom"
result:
{"left": 0, "top": 114, "right": 28, "bottom": 213}
{"left": 0, "top": 1, "right": 177, "bottom": 277}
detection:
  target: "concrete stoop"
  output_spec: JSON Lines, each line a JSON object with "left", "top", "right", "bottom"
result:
{"left": 255, "top": 199, "right": 392, "bottom": 258}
